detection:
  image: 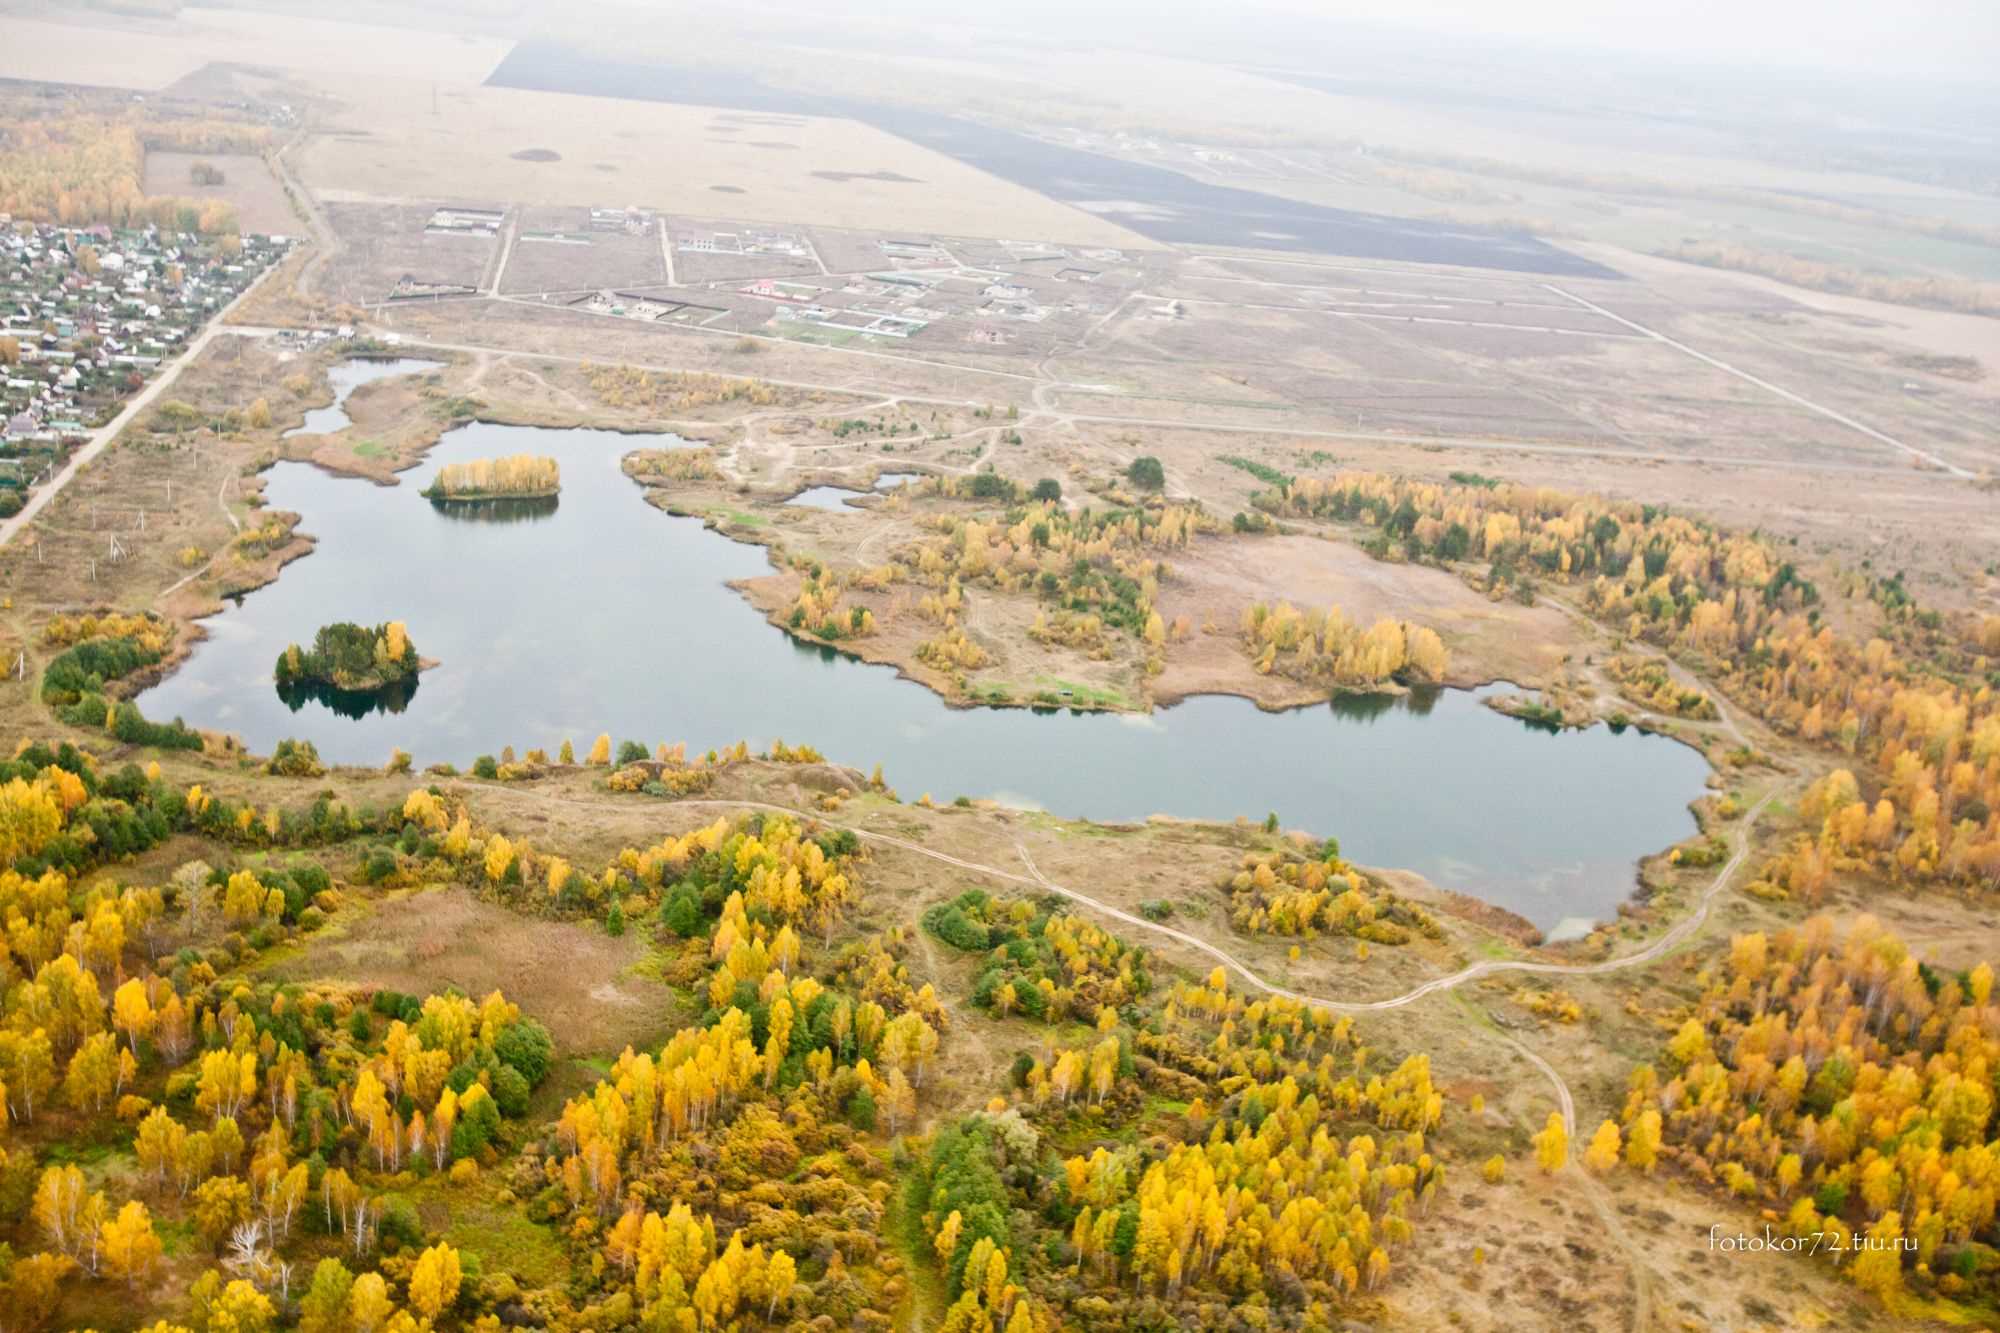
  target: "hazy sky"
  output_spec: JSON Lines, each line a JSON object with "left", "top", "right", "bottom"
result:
{"left": 836, "top": 0, "right": 2000, "bottom": 81}
{"left": 1254, "top": 0, "right": 2000, "bottom": 79}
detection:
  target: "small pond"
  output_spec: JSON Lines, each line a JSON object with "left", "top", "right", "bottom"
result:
{"left": 283, "top": 358, "right": 443, "bottom": 437}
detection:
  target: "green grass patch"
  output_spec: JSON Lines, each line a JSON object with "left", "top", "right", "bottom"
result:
{"left": 1220, "top": 455, "right": 1293, "bottom": 487}
{"left": 157, "top": 1216, "right": 198, "bottom": 1259}
{"left": 888, "top": 1165, "right": 949, "bottom": 1327}
{"left": 441, "top": 1198, "right": 570, "bottom": 1286}
{"left": 351, "top": 440, "right": 388, "bottom": 459}
{"left": 1025, "top": 676, "right": 1131, "bottom": 710}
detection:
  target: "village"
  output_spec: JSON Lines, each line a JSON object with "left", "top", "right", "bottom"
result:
{"left": 0, "top": 217, "right": 288, "bottom": 513}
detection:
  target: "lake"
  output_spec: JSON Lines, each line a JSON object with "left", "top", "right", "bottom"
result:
{"left": 284, "top": 358, "right": 443, "bottom": 438}
{"left": 788, "top": 485, "right": 871, "bottom": 511}
{"left": 139, "top": 422, "right": 1711, "bottom": 933}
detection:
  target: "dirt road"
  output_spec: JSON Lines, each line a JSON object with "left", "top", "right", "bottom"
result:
{"left": 0, "top": 277, "right": 285, "bottom": 549}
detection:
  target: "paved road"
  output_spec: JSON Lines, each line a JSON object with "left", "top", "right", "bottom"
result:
{"left": 0, "top": 272, "right": 284, "bottom": 549}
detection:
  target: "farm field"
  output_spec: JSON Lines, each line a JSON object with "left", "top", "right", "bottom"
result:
{"left": 0, "top": 6, "right": 513, "bottom": 89}
{"left": 293, "top": 77, "right": 1152, "bottom": 246}
{"left": 142, "top": 149, "right": 298, "bottom": 234}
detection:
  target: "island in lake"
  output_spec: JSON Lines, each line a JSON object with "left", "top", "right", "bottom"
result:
{"left": 274, "top": 620, "right": 424, "bottom": 700}
{"left": 422, "top": 453, "right": 561, "bottom": 501}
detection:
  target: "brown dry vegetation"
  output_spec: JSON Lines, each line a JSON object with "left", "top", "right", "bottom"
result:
{"left": 263, "top": 884, "right": 662, "bottom": 1054}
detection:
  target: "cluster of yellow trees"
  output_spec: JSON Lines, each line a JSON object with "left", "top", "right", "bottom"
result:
{"left": 41, "top": 611, "right": 170, "bottom": 654}
{"left": 231, "top": 514, "right": 299, "bottom": 562}
{"left": 583, "top": 363, "right": 777, "bottom": 412}
{"left": 1276, "top": 470, "right": 2000, "bottom": 893}
{"left": 424, "top": 454, "right": 560, "bottom": 499}
{"left": 1028, "top": 607, "right": 1130, "bottom": 658}
{"left": 407, "top": 762, "right": 866, "bottom": 929}
{"left": 622, "top": 446, "right": 721, "bottom": 483}
{"left": 1222, "top": 845, "right": 1434, "bottom": 943}
{"left": 1726, "top": 634, "right": 2000, "bottom": 891}
{"left": 0, "top": 792, "right": 551, "bottom": 1331}
{"left": 1047, "top": 975, "right": 1444, "bottom": 1307}
{"left": 888, "top": 496, "right": 1212, "bottom": 675}
{"left": 1603, "top": 654, "right": 1718, "bottom": 720}
{"left": 1616, "top": 915, "right": 2000, "bottom": 1304}
{"left": 916, "top": 625, "right": 990, "bottom": 673}
{"left": 904, "top": 499, "right": 1205, "bottom": 601}
{"left": 0, "top": 112, "right": 259, "bottom": 231}
{"left": 544, "top": 815, "right": 944, "bottom": 1326}
{"left": 1663, "top": 241, "right": 2000, "bottom": 318}
{"left": 0, "top": 777, "right": 71, "bottom": 866}
{"left": 785, "top": 566, "right": 874, "bottom": 642}
{"left": 1240, "top": 601, "right": 1448, "bottom": 686}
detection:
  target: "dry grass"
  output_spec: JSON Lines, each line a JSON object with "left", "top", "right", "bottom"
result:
{"left": 293, "top": 77, "right": 1150, "bottom": 245}
{"left": 0, "top": 7, "right": 512, "bottom": 91}
{"left": 142, "top": 150, "right": 299, "bottom": 234}
{"left": 264, "top": 884, "right": 663, "bottom": 1054}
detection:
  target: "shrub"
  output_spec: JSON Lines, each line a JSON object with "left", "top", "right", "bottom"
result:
{"left": 376, "top": 1199, "right": 424, "bottom": 1252}
{"left": 359, "top": 846, "right": 397, "bottom": 884}
{"left": 494, "top": 1019, "right": 553, "bottom": 1087}
{"left": 1127, "top": 456, "right": 1165, "bottom": 491}
{"left": 921, "top": 901, "right": 990, "bottom": 952}
{"left": 490, "top": 1064, "right": 531, "bottom": 1117}
{"left": 451, "top": 1092, "right": 501, "bottom": 1157}
{"left": 267, "top": 738, "right": 325, "bottom": 777}
{"left": 42, "top": 636, "right": 160, "bottom": 706}
{"left": 661, "top": 887, "right": 703, "bottom": 938}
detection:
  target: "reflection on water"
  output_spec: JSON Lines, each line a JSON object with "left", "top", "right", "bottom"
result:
{"left": 284, "top": 358, "right": 442, "bottom": 438}
{"left": 787, "top": 486, "right": 866, "bottom": 512}
{"left": 1326, "top": 691, "right": 1400, "bottom": 723}
{"left": 140, "top": 421, "right": 1713, "bottom": 931}
{"left": 428, "top": 495, "right": 562, "bottom": 524}
{"left": 276, "top": 673, "right": 420, "bottom": 720}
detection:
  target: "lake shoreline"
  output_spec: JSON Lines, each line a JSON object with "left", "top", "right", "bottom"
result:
{"left": 134, "top": 418, "right": 1717, "bottom": 933}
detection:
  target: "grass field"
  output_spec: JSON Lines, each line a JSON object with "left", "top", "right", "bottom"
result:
{"left": 0, "top": 6, "right": 513, "bottom": 89}
{"left": 142, "top": 149, "right": 299, "bottom": 234}
{"left": 294, "top": 77, "right": 1150, "bottom": 246}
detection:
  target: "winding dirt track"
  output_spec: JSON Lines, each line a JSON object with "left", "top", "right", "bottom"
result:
{"left": 670, "top": 787, "right": 1770, "bottom": 1013}
{"left": 662, "top": 777, "right": 1766, "bottom": 1333}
